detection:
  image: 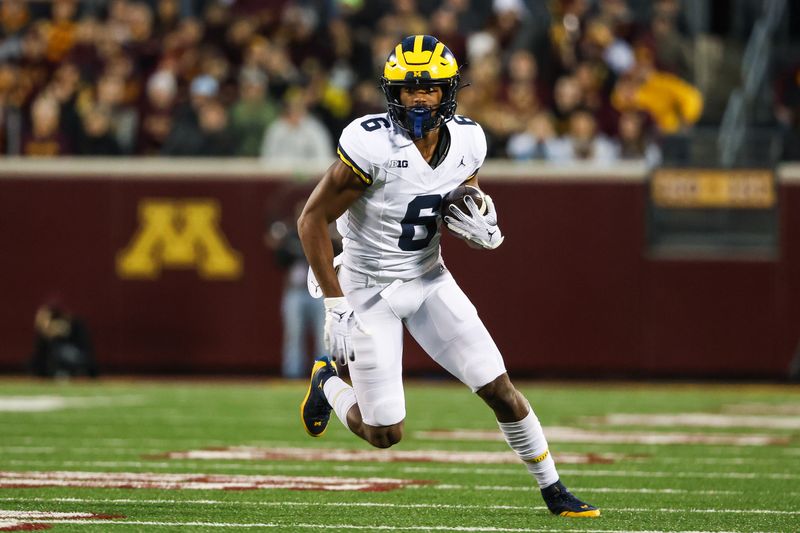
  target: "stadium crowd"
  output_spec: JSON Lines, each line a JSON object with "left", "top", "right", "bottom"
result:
{"left": 0, "top": 0, "right": 738, "bottom": 163}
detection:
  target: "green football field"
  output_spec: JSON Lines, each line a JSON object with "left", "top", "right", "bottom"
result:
{"left": 0, "top": 378, "right": 798, "bottom": 532}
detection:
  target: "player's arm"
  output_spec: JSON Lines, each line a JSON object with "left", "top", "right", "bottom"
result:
{"left": 298, "top": 160, "right": 366, "bottom": 298}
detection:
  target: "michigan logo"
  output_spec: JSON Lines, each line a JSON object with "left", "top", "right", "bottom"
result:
{"left": 116, "top": 199, "right": 242, "bottom": 280}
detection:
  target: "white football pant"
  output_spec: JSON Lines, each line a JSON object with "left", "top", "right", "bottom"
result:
{"left": 339, "top": 263, "right": 506, "bottom": 427}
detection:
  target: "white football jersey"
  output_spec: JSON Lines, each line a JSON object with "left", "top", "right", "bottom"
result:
{"left": 336, "top": 112, "right": 487, "bottom": 280}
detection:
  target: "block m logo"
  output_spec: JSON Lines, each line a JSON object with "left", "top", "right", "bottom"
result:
{"left": 116, "top": 199, "right": 242, "bottom": 280}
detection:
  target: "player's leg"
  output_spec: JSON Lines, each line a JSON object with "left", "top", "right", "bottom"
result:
{"left": 476, "top": 374, "right": 600, "bottom": 516}
{"left": 406, "top": 270, "right": 599, "bottom": 517}
{"left": 301, "top": 272, "right": 406, "bottom": 448}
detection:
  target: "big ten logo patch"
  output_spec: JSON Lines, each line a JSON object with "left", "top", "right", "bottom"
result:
{"left": 389, "top": 160, "right": 409, "bottom": 168}
{"left": 116, "top": 198, "right": 242, "bottom": 280}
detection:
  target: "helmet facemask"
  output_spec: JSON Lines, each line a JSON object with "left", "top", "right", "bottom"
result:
{"left": 380, "top": 77, "right": 460, "bottom": 139}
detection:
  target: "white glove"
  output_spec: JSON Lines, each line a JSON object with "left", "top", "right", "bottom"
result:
{"left": 323, "top": 297, "right": 369, "bottom": 366}
{"left": 443, "top": 194, "right": 504, "bottom": 250}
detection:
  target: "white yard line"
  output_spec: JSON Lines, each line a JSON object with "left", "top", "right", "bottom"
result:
{"left": 722, "top": 403, "right": 800, "bottom": 416}
{"left": 2, "top": 498, "right": 793, "bottom": 514}
{"left": 415, "top": 427, "right": 790, "bottom": 446}
{"left": 160, "top": 447, "right": 620, "bottom": 465}
{"left": 4, "top": 459, "right": 793, "bottom": 479}
{"left": 0, "top": 471, "right": 427, "bottom": 491}
{"left": 3, "top": 459, "right": 386, "bottom": 473}
{"left": 429, "top": 485, "right": 742, "bottom": 495}
{"left": 0, "top": 447, "right": 167, "bottom": 455}
{"left": 1, "top": 446, "right": 790, "bottom": 467}
{"left": 401, "top": 466, "right": 797, "bottom": 480}
{"left": 0, "top": 395, "right": 145, "bottom": 412}
{"left": 592, "top": 413, "right": 800, "bottom": 430}
{"left": 0, "top": 520, "right": 775, "bottom": 533}
{"left": 0, "top": 511, "right": 116, "bottom": 519}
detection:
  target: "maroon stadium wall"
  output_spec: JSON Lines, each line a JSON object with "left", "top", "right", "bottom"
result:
{"left": 1, "top": 160, "right": 798, "bottom": 378}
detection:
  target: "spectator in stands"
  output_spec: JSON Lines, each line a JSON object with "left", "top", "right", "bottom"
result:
{"left": 549, "top": 109, "right": 618, "bottom": 164}
{"left": 257, "top": 40, "right": 303, "bottom": 101}
{"left": 279, "top": 5, "right": 332, "bottom": 72}
{"left": 48, "top": 62, "right": 83, "bottom": 142}
{"left": 0, "top": 66, "right": 11, "bottom": 153}
{"left": 77, "top": 104, "right": 122, "bottom": 155}
{"left": 126, "top": 1, "right": 160, "bottom": 76}
{"left": 18, "top": 27, "right": 50, "bottom": 108}
{"left": 457, "top": 51, "right": 506, "bottom": 154}
{"left": 161, "top": 73, "right": 217, "bottom": 156}
{"left": 611, "top": 51, "right": 703, "bottom": 135}
{"left": 260, "top": 86, "right": 333, "bottom": 163}
{"left": 507, "top": 111, "right": 559, "bottom": 161}
{"left": 573, "top": 60, "right": 611, "bottom": 113}
{"left": 29, "top": 301, "right": 98, "bottom": 378}
{"left": 774, "top": 63, "right": 800, "bottom": 160}
{"left": 195, "top": 99, "right": 237, "bottom": 156}
{"left": 0, "top": 0, "right": 31, "bottom": 39}
{"left": 22, "top": 94, "right": 70, "bottom": 156}
{"left": 616, "top": 110, "right": 661, "bottom": 166}
{"left": 93, "top": 72, "right": 139, "bottom": 153}
{"left": 487, "top": 0, "right": 529, "bottom": 54}
{"left": 41, "top": 0, "right": 78, "bottom": 64}
{"left": 0, "top": 0, "right": 763, "bottom": 161}
{"left": 154, "top": 0, "right": 180, "bottom": 38}
{"left": 67, "top": 16, "right": 103, "bottom": 79}
{"left": 641, "top": 12, "right": 693, "bottom": 79}
{"left": 224, "top": 15, "right": 258, "bottom": 68}
{"left": 230, "top": 67, "right": 277, "bottom": 156}
{"left": 505, "top": 49, "right": 550, "bottom": 109}
{"left": 429, "top": 6, "right": 467, "bottom": 65}
{"left": 591, "top": 0, "right": 635, "bottom": 40}
{"left": 380, "top": 0, "right": 428, "bottom": 38}
{"left": 348, "top": 80, "right": 384, "bottom": 118}
{"left": 548, "top": 0, "right": 592, "bottom": 75}
{"left": 551, "top": 75, "right": 584, "bottom": 135}
{"left": 138, "top": 69, "right": 177, "bottom": 154}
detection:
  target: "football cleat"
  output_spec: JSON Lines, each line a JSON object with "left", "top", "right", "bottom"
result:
{"left": 541, "top": 480, "right": 601, "bottom": 517}
{"left": 300, "top": 356, "right": 338, "bottom": 437}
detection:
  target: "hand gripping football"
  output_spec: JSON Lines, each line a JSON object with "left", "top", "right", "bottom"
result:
{"left": 441, "top": 185, "right": 486, "bottom": 219}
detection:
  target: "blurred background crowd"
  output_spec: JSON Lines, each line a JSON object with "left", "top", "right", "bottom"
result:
{"left": 0, "top": 0, "right": 798, "bottom": 163}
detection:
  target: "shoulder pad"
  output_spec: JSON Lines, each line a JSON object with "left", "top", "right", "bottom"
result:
{"left": 337, "top": 114, "right": 392, "bottom": 186}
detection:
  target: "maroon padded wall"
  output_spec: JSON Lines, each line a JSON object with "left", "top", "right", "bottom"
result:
{"left": 779, "top": 183, "right": 800, "bottom": 370}
{"left": 0, "top": 169, "right": 797, "bottom": 378}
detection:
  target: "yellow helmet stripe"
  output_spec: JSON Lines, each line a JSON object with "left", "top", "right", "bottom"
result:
{"left": 394, "top": 43, "right": 407, "bottom": 70}
{"left": 432, "top": 42, "right": 445, "bottom": 62}
{"left": 404, "top": 35, "right": 433, "bottom": 65}
{"left": 413, "top": 34, "right": 424, "bottom": 54}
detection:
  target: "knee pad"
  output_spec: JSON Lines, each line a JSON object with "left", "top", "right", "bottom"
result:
{"left": 368, "top": 398, "right": 406, "bottom": 427}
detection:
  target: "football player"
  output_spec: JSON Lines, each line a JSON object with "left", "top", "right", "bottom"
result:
{"left": 299, "top": 35, "right": 599, "bottom": 517}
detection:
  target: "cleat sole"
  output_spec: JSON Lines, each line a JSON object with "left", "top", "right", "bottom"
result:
{"left": 559, "top": 509, "right": 601, "bottom": 518}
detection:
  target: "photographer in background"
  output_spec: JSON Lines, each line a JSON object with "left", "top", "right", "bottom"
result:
{"left": 265, "top": 201, "right": 332, "bottom": 379}
{"left": 29, "top": 302, "right": 98, "bottom": 378}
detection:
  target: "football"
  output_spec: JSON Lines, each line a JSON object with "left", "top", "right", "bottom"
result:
{"left": 441, "top": 185, "right": 486, "bottom": 218}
